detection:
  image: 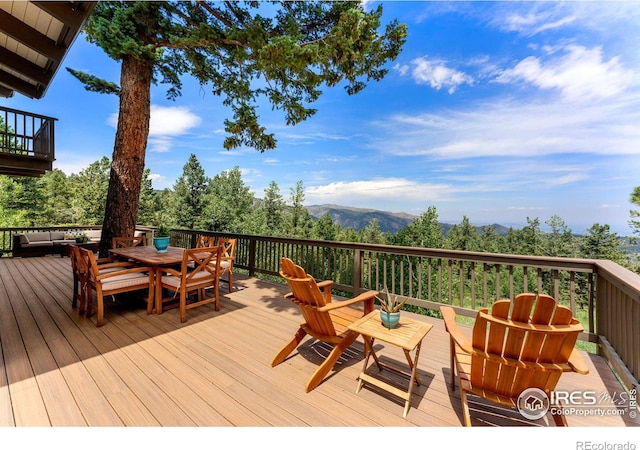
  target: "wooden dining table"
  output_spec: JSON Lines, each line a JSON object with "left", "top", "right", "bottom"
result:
{"left": 109, "top": 245, "right": 185, "bottom": 314}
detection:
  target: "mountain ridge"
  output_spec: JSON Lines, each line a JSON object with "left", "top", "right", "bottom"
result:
{"left": 306, "top": 204, "right": 511, "bottom": 235}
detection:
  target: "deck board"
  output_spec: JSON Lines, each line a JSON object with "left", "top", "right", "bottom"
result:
{"left": 0, "top": 255, "right": 637, "bottom": 429}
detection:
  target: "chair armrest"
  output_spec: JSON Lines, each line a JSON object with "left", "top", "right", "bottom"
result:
{"left": 96, "top": 266, "right": 154, "bottom": 281}
{"left": 567, "top": 348, "right": 590, "bottom": 375}
{"left": 157, "top": 266, "right": 182, "bottom": 278}
{"left": 318, "top": 290, "right": 378, "bottom": 313}
{"left": 97, "top": 261, "right": 135, "bottom": 270}
{"left": 440, "top": 306, "right": 473, "bottom": 354}
{"left": 96, "top": 256, "right": 116, "bottom": 264}
{"left": 316, "top": 280, "right": 334, "bottom": 304}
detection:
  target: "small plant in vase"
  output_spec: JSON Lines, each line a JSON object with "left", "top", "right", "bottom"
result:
{"left": 377, "top": 286, "right": 408, "bottom": 329}
{"left": 153, "top": 223, "right": 171, "bottom": 253}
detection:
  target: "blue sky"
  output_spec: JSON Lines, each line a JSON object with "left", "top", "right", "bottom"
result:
{"left": 3, "top": 1, "right": 640, "bottom": 235}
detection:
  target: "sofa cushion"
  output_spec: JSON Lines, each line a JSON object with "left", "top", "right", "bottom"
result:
{"left": 21, "top": 241, "right": 53, "bottom": 248}
{"left": 52, "top": 239, "right": 77, "bottom": 246}
{"left": 85, "top": 230, "right": 101, "bottom": 241}
{"left": 23, "top": 232, "right": 51, "bottom": 243}
{"left": 50, "top": 231, "right": 65, "bottom": 240}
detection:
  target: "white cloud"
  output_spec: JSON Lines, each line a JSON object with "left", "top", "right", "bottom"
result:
{"left": 393, "top": 63, "right": 409, "bottom": 76}
{"left": 108, "top": 105, "right": 202, "bottom": 153}
{"left": 374, "top": 91, "right": 640, "bottom": 160}
{"left": 492, "top": 2, "right": 640, "bottom": 38}
{"left": 305, "top": 178, "right": 452, "bottom": 208}
{"left": 149, "top": 105, "right": 201, "bottom": 136}
{"left": 502, "top": 11, "right": 577, "bottom": 36}
{"left": 495, "top": 45, "right": 634, "bottom": 102}
{"left": 148, "top": 173, "right": 170, "bottom": 189}
{"left": 410, "top": 57, "right": 473, "bottom": 94}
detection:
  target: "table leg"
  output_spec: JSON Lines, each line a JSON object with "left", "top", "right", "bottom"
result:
{"left": 357, "top": 335, "right": 374, "bottom": 394}
{"left": 403, "top": 341, "right": 423, "bottom": 418}
{"left": 403, "top": 348, "right": 422, "bottom": 386}
{"left": 155, "top": 268, "right": 163, "bottom": 314}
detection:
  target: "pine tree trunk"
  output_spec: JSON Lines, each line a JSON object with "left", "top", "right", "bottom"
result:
{"left": 99, "top": 56, "right": 152, "bottom": 257}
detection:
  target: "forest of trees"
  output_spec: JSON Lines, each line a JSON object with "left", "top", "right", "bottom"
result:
{"left": 0, "top": 153, "right": 636, "bottom": 272}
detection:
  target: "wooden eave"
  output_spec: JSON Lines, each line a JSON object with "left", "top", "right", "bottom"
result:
{"left": 0, "top": 1, "right": 96, "bottom": 99}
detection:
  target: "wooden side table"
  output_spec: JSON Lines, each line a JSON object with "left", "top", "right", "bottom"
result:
{"left": 348, "top": 310, "right": 433, "bottom": 417}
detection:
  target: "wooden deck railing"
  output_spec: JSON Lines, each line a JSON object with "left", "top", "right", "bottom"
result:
{"left": 2, "top": 225, "right": 637, "bottom": 392}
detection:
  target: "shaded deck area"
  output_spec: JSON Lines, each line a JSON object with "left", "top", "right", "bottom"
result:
{"left": 0, "top": 255, "right": 637, "bottom": 428}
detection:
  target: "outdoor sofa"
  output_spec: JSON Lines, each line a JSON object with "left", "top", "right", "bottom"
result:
{"left": 13, "top": 230, "right": 102, "bottom": 257}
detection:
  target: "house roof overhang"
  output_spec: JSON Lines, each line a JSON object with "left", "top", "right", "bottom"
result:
{"left": 0, "top": 1, "right": 96, "bottom": 99}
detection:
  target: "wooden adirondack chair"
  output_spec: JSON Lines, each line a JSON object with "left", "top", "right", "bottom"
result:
{"left": 441, "top": 293, "right": 589, "bottom": 426}
{"left": 272, "top": 257, "right": 378, "bottom": 392}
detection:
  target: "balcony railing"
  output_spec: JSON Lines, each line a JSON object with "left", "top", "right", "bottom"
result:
{"left": 0, "top": 106, "right": 56, "bottom": 177}
{"left": 2, "top": 225, "right": 637, "bottom": 393}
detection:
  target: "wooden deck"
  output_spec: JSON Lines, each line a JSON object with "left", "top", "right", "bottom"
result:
{"left": 0, "top": 255, "right": 637, "bottom": 431}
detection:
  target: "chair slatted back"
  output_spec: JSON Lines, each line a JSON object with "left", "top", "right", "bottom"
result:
{"left": 470, "top": 293, "right": 582, "bottom": 398}
{"left": 112, "top": 236, "right": 146, "bottom": 249}
{"left": 196, "top": 235, "right": 216, "bottom": 248}
{"left": 280, "top": 257, "right": 337, "bottom": 338}
{"left": 218, "top": 237, "right": 236, "bottom": 259}
{"left": 182, "top": 246, "right": 222, "bottom": 287}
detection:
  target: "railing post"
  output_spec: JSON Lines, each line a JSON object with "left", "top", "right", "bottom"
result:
{"left": 248, "top": 237, "right": 257, "bottom": 277}
{"left": 353, "top": 248, "right": 363, "bottom": 295}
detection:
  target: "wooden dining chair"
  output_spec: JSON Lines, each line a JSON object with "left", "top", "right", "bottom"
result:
{"left": 70, "top": 244, "right": 133, "bottom": 315}
{"left": 217, "top": 238, "right": 237, "bottom": 292}
{"left": 80, "top": 247, "right": 154, "bottom": 327}
{"left": 156, "top": 245, "right": 223, "bottom": 323}
{"left": 69, "top": 244, "right": 87, "bottom": 312}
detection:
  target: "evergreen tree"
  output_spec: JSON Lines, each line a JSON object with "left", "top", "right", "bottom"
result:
{"left": 478, "top": 225, "right": 504, "bottom": 254}
{"left": 629, "top": 186, "right": 640, "bottom": 240}
{"left": 287, "top": 180, "right": 313, "bottom": 238}
{"left": 67, "top": 1, "right": 407, "bottom": 255}
{"left": 0, "top": 175, "right": 50, "bottom": 226}
{"left": 0, "top": 176, "right": 30, "bottom": 226}
{"left": 394, "top": 206, "right": 443, "bottom": 248}
{"left": 313, "top": 213, "right": 338, "bottom": 241}
{"left": 519, "top": 217, "right": 545, "bottom": 256}
{"left": 203, "top": 166, "right": 254, "bottom": 233}
{"left": 446, "top": 215, "right": 481, "bottom": 251}
{"left": 68, "top": 157, "right": 111, "bottom": 225}
{"left": 545, "top": 215, "right": 576, "bottom": 257}
{"left": 260, "top": 181, "right": 286, "bottom": 236}
{"left": 360, "top": 218, "right": 386, "bottom": 244}
{"left": 41, "top": 169, "right": 74, "bottom": 225}
{"left": 171, "top": 154, "right": 209, "bottom": 229}
{"left": 579, "top": 223, "right": 625, "bottom": 262}
{"left": 136, "top": 168, "right": 157, "bottom": 227}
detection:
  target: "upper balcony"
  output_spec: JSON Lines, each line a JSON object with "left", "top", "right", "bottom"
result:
{"left": 0, "top": 106, "right": 56, "bottom": 177}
